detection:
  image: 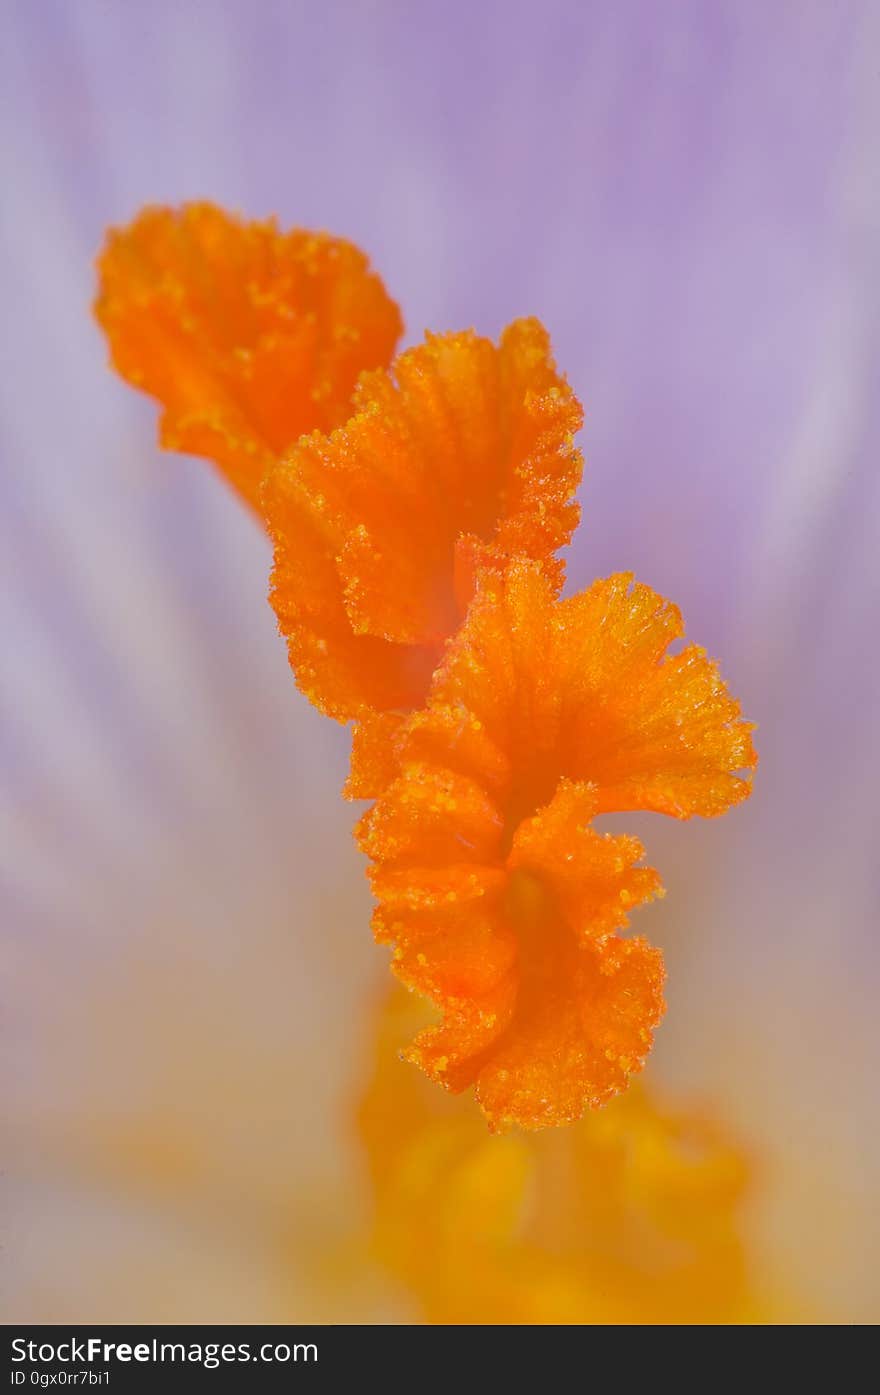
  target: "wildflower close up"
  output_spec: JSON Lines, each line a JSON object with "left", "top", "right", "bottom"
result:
{"left": 95, "top": 202, "right": 403, "bottom": 511}
{"left": 94, "top": 200, "right": 755, "bottom": 1132}
{"left": 357, "top": 561, "right": 756, "bottom": 1129}
{"left": 8, "top": 0, "right": 875, "bottom": 1325}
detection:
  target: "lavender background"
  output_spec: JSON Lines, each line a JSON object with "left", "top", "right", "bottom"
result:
{"left": 2, "top": 0, "right": 878, "bottom": 1321}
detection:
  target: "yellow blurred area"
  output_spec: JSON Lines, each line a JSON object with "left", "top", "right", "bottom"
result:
{"left": 358, "top": 988, "right": 798, "bottom": 1323}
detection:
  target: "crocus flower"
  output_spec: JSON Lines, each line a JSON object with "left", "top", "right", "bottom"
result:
{"left": 5, "top": 0, "right": 878, "bottom": 1324}
{"left": 96, "top": 192, "right": 756, "bottom": 1129}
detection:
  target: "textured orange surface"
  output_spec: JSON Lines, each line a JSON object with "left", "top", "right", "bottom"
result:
{"left": 95, "top": 205, "right": 758, "bottom": 1136}
{"left": 359, "top": 988, "right": 766, "bottom": 1324}
{"left": 357, "top": 560, "right": 756, "bottom": 1128}
{"left": 264, "top": 319, "right": 583, "bottom": 719}
{"left": 95, "top": 203, "right": 402, "bottom": 510}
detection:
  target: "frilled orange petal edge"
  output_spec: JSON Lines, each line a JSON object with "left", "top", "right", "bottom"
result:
{"left": 359, "top": 771, "right": 665, "bottom": 1131}
{"left": 350, "top": 558, "right": 758, "bottom": 810}
{"left": 94, "top": 202, "right": 403, "bottom": 511}
{"left": 263, "top": 318, "right": 583, "bottom": 720}
{"left": 355, "top": 559, "right": 756, "bottom": 1129}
